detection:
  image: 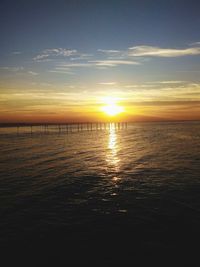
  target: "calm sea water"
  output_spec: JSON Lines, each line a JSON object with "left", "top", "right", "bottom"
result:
{"left": 0, "top": 122, "right": 200, "bottom": 265}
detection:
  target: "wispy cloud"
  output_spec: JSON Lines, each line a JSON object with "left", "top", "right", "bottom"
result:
{"left": 97, "top": 43, "right": 200, "bottom": 59}
{"left": 89, "top": 60, "right": 140, "bottom": 67}
{"left": 124, "top": 84, "right": 156, "bottom": 89}
{"left": 190, "top": 41, "right": 200, "bottom": 46}
{"left": 33, "top": 54, "right": 50, "bottom": 61}
{"left": 45, "top": 48, "right": 77, "bottom": 56}
{"left": 98, "top": 49, "right": 121, "bottom": 54}
{"left": 0, "top": 67, "right": 39, "bottom": 76}
{"left": 48, "top": 70, "right": 75, "bottom": 75}
{"left": 125, "top": 100, "right": 200, "bottom": 108}
{"left": 33, "top": 48, "right": 77, "bottom": 61}
{"left": 57, "top": 60, "right": 139, "bottom": 69}
{"left": 128, "top": 45, "right": 200, "bottom": 57}
{"left": 70, "top": 54, "right": 93, "bottom": 61}
{"left": 0, "top": 66, "right": 24, "bottom": 72}
{"left": 56, "top": 63, "right": 93, "bottom": 68}
{"left": 99, "top": 82, "right": 116, "bottom": 85}
{"left": 28, "top": 71, "right": 38, "bottom": 76}
{"left": 12, "top": 51, "right": 22, "bottom": 55}
{"left": 148, "top": 81, "right": 186, "bottom": 84}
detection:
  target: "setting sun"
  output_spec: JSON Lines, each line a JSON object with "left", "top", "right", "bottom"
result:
{"left": 101, "top": 97, "right": 124, "bottom": 116}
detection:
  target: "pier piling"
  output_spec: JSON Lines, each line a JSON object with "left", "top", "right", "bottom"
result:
{"left": 13, "top": 122, "right": 128, "bottom": 135}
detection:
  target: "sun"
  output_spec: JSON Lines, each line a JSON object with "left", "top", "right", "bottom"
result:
{"left": 101, "top": 97, "right": 124, "bottom": 116}
{"left": 102, "top": 104, "right": 124, "bottom": 116}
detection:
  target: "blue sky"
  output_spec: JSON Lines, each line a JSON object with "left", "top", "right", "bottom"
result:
{"left": 0, "top": 0, "right": 200, "bottom": 122}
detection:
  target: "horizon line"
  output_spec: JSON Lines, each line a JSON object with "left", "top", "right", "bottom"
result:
{"left": 0, "top": 119, "right": 200, "bottom": 128}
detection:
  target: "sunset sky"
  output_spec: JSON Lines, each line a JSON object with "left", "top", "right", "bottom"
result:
{"left": 0, "top": 0, "right": 200, "bottom": 122}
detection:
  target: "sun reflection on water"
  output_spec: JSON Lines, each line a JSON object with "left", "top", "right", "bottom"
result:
{"left": 106, "top": 123, "right": 120, "bottom": 180}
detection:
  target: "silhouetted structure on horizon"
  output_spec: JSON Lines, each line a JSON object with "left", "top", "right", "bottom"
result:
{"left": 11, "top": 122, "right": 128, "bottom": 134}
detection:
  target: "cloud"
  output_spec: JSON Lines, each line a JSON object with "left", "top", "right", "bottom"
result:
{"left": 190, "top": 42, "right": 200, "bottom": 46}
{"left": 124, "top": 84, "right": 154, "bottom": 88}
{"left": 57, "top": 63, "right": 94, "bottom": 68}
{"left": 89, "top": 60, "right": 140, "bottom": 67}
{"left": 121, "top": 82, "right": 200, "bottom": 98}
{"left": 12, "top": 51, "right": 22, "bottom": 55}
{"left": 98, "top": 49, "right": 121, "bottom": 54}
{"left": 48, "top": 70, "right": 75, "bottom": 75}
{"left": 33, "top": 54, "right": 49, "bottom": 61}
{"left": 148, "top": 81, "right": 186, "bottom": 84}
{"left": 0, "top": 66, "right": 24, "bottom": 72}
{"left": 33, "top": 48, "right": 77, "bottom": 61}
{"left": 128, "top": 45, "right": 200, "bottom": 57}
{"left": 70, "top": 54, "right": 93, "bottom": 61}
{"left": 57, "top": 60, "right": 139, "bottom": 69}
{"left": 28, "top": 71, "right": 38, "bottom": 76}
{"left": 125, "top": 100, "right": 200, "bottom": 107}
{"left": 99, "top": 82, "right": 116, "bottom": 85}
{"left": 44, "top": 48, "right": 77, "bottom": 56}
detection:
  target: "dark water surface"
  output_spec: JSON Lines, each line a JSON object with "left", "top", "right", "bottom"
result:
{"left": 0, "top": 122, "right": 200, "bottom": 266}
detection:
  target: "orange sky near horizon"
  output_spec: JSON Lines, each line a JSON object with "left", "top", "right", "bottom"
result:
{"left": 1, "top": 78, "right": 200, "bottom": 123}
{"left": 0, "top": 92, "right": 200, "bottom": 123}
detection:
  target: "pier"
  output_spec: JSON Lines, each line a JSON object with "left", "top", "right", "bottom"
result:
{"left": 12, "top": 122, "right": 129, "bottom": 134}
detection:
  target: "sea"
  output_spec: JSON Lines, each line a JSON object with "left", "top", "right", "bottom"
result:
{"left": 0, "top": 121, "right": 200, "bottom": 266}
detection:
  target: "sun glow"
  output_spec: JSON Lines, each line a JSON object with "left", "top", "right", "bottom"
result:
{"left": 101, "top": 97, "right": 124, "bottom": 116}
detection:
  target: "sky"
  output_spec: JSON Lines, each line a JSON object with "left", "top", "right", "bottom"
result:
{"left": 0, "top": 0, "right": 200, "bottom": 122}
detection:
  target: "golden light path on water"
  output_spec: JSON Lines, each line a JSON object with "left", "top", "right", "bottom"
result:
{"left": 106, "top": 123, "right": 121, "bottom": 182}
